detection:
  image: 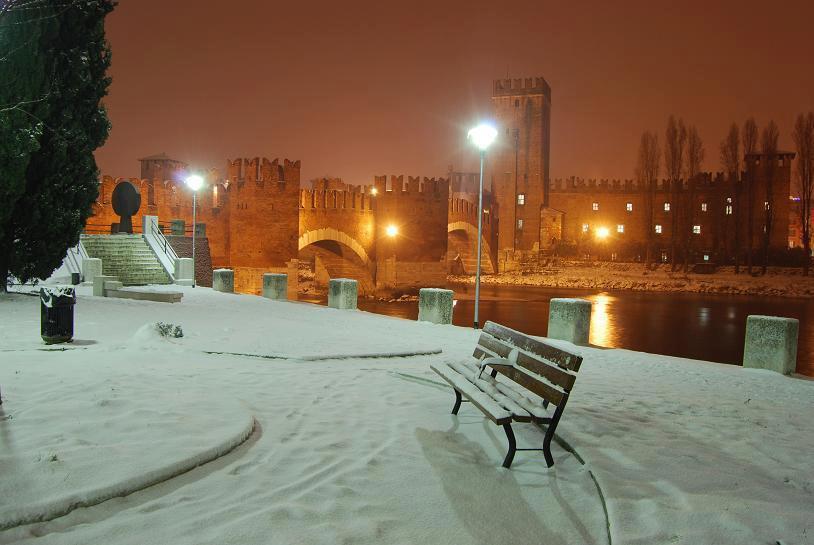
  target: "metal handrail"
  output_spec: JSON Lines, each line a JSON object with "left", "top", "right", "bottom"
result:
{"left": 150, "top": 218, "right": 179, "bottom": 263}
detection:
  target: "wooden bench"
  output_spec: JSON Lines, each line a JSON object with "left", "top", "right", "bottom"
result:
{"left": 430, "top": 321, "right": 583, "bottom": 468}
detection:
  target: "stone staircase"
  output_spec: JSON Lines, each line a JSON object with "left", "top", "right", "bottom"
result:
{"left": 81, "top": 234, "right": 171, "bottom": 286}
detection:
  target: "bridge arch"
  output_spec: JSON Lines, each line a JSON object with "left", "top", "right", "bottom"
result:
{"left": 447, "top": 221, "right": 496, "bottom": 274}
{"left": 298, "top": 228, "right": 372, "bottom": 268}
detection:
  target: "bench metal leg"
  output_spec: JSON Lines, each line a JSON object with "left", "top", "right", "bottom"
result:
{"left": 542, "top": 404, "right": 565, "bottom": 468}
{"left": 502, "top": 424, "right": 516, "bottom": 468}
{"left": 451, "top": 389, "right": 463, "bottom": 415}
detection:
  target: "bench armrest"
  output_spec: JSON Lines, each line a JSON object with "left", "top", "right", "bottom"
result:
{"left": 477, "top": 357, "right": 513, "bottom": 379}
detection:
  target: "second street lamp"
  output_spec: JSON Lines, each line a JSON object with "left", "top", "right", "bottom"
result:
{"left": 185, "top": 174, "right": 204, "bottom": 288}
{"left": 467, "top": 123, "right": 498, "bottom": 329}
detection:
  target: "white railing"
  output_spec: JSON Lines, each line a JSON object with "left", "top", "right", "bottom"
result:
{"left": 64, "top": 241, "right": 89, "bottom": 276}
{"left": 142, "top": 215, "right": 178, "bottom": 282}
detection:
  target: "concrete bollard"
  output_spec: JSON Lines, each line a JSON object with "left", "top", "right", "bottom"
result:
{"left": 328, "top": 278, "right": 358, "bottom": 310}
{"left": 418, "top": 288, "right": 454, "bottom": 325}
{"left": 262, "top": 273, "right": 288, "bottom": 300}
{"left": 92, "top": 275, "right": 116, "bottom": 297}
{"left": 213, "top": 269, "right": 234, "bottom": 293}
{"left": 547, "top": 298, "right": 592, "bottom": 345}
{"left": 743, "top": 315, "right": 799, "bottom": 375}
{"left": 82, "top": 258, "right": 102, "bottom": 284}
{"left": 174, "top": 257, "right": 194, "bottom": 286}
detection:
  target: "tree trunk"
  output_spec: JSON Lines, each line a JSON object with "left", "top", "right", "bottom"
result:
{"left": 746, "top": 172, "right": 753, "bottom": 275}
{"left": 734, "top": 179, "right": 741, "bottom": 274}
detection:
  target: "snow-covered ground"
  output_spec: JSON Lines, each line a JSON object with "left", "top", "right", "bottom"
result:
{"left": 453, "top": 261, "right": 814, "bottom": 298}
{"left": 0, "top": 286, "right": 812, "bottom": 544}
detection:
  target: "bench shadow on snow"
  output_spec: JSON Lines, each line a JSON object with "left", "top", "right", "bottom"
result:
{"left": 416, "top": 423, "right": 592, "bottom": 545}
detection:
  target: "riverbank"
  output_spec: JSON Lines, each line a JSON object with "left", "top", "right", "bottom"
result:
{"left": 451, "top": 261, "right": 814, "bottom": 298}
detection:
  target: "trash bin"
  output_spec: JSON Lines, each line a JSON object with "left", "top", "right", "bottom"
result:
{"left": 40, "top": 286, "right": 76, "bottom": 344}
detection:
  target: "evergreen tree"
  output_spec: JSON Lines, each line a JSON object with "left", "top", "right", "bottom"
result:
{"left": 0, "top": 0, "right": 115, "bottom": 289}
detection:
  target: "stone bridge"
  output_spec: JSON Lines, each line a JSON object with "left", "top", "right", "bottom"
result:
{"left": 447, "top": 197, "right": 498, "bottom": 275}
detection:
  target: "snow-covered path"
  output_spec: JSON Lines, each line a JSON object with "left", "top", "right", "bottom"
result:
{"left": 1, "top": 287, "right": 812, "bottom": 544}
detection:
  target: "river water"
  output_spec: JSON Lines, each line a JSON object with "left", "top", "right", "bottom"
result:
{"left": 343, "top": 283, "right": 814, "bottom": 377}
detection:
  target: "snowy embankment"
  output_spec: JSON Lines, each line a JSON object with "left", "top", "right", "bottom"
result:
{"left": 0, "top": 286, "right": 812, "bottom": 544}
{"left": 452, "top": 261, "right": 814, "bottom": 298}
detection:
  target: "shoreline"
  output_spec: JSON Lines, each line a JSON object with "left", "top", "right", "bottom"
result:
{"left": 449, "top": 262, "right": 814, "bottom": 299}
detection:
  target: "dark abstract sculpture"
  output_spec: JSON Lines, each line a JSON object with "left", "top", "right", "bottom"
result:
{"left": 111, "top": 181, "right": 141, "bottom": 233}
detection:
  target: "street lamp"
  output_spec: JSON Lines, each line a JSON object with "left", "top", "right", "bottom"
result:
{"left": 185, "top": 174, "right": 204, "bottom": 288}
{"left": 467, "top": 123, "right": 498, "bottom": 329}
{"left": 386, "top": 224, "right": 398, "bottom": 237}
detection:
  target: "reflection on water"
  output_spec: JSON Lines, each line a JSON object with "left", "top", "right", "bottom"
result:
{"left": 350, "top": 283, "right": 814, "bottom": 377}
{"left": 586, "top": 293, "right": 613, "bottom": 347}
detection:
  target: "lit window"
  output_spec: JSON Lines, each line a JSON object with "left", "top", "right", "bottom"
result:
{"left": 582, "top": 224, "right": 589, "bottom": 233}
{"left": 661, "top": 251, "right": 668, "bottom": 262}
{"left": 517, "top": 219, "right": 524, "bottom": 230}
{"left": 517, "top": 193, "right": 525, "bottom": 205}
{"left": 592, "top": 202, "right": 599, "bottom": 211}
{"left": 764, "top": 201, "right": 770, "bottom": 210}
{"left": 703, "top": 254, "right": 710, "bottom": 261}
{"left": 726, "top": 197, "right": 732, "bottom": 203}
{"left": 655, "top": 224, "right": 663, "bottom": 234}
{"left": 617, "top": 224, "right": 624, "bottom": 233}
{"left": 701, "top": 202, "right": 708, "bottom": 212}
{"left": 693, "top": 225, "right": 701, "bottom": 234}
{"left": 664, "top": 202, "right": 671, "bottom": 212}
{"left": 626, "top": 202, "right": 633, "bottom": 212}
{"left": 725, "top": 205, "right": 733, "bottom": 215}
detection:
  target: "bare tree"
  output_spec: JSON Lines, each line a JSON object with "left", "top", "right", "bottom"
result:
{"left": 720, "top": 123, "right": 740, "bottom": 271}
{"left": 792, "top": 112, "right": 814, "bottom": 275}
{"left": 636, "top": 131, "right": 660, "bottom": 269}
{"left": 760, "top": 120, "right": 779, "bottom": 275}
{"left": 742, "top": 118, "right": 758, "bottom": 274}
{"left": 683, "top": 126, "right": 704, "bottom": 272}
{"left": 665, "top": 115, "right": 686, "bottom": 270}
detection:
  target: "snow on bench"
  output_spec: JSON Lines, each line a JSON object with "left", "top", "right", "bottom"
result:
{"left": 431, "top": 321, "right": 583, "bottom": 468}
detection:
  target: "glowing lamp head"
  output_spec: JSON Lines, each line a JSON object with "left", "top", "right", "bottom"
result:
{"left": 386, "top": 225, "right": 398, "bottom": 238}
{"left": 467, "top": 123, "right": 498, "bottom": 151}
{"left": 370, "top": 186, "right": 378, "bottom": 196}
{"left": 185, "top": 174, "right": 204, "bottom": 191}
{"left": 596, "top": 227, "right": 610, "bottom": 240}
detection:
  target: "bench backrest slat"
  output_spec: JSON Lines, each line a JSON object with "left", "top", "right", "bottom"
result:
{"left": 484, "top": 321, "right": 583, "bottom": 372}
{"left": 475, "top": 332, "right": 577, "bottom": 392}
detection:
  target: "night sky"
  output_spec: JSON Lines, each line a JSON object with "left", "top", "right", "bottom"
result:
{"left": 95, "top": 0, "right": 814, "bottom": 184}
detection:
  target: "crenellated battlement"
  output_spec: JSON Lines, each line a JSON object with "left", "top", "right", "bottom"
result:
{"left": 226, "top": 157, "right": 301, "bottom": 185}
{"left": 492, "top": 77, "right": 551, "bottom": 97}
{"left": 448, "top": 197, "right": 493, "bottom": 226}
{"left": 372, "top": 175, "right": 450, "bottom": 197}
{"left": 300, "top": 186, "right": 374, "bottom": 212}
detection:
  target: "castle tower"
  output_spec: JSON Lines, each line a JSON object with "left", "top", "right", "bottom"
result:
{"left": 138, "top": 152, "right": 187, "bottom": 181}
{"left": 489, "top": 77, "right": 552, "bottom": 265}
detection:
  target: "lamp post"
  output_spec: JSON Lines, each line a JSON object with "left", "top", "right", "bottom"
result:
{"left": 185, "top": 174, "right": 204, "bottom": 288}
{"left": 467, "top": 123, "right": 498, "bottom": 329}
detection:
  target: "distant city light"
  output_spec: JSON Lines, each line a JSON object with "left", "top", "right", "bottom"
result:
{"left": 386, "top": 225, "right": 398, "bottom": 237}
{"left": 596, "top": 227, "right": 610, "bottom": 240}
{"left": 467, "top": 123, "right": 498, "bottom": 151}
{"left": 370, "top": 187, "right": 378, "bottom": 196}
{"left": 185, "top": 174, "right": 204, "bottom": 191}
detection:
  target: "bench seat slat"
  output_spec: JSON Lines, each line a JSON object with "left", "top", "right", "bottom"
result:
{"left": 430, "top": 364, "right": 512, "bottom": 425}
{"left": 477, "top": 333, "right": 577, "bottom": 391}
{"left": 447, "top": 362, "right": 533, "bottom": 422}
{"left": 464, "top": 355, "right": 552, "bottom": 410}
{"left": 452, "top": 360, "right": 550, "bottom": 420}
{"left": 484, "top": 321, "right": 583, "bottom": 372}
